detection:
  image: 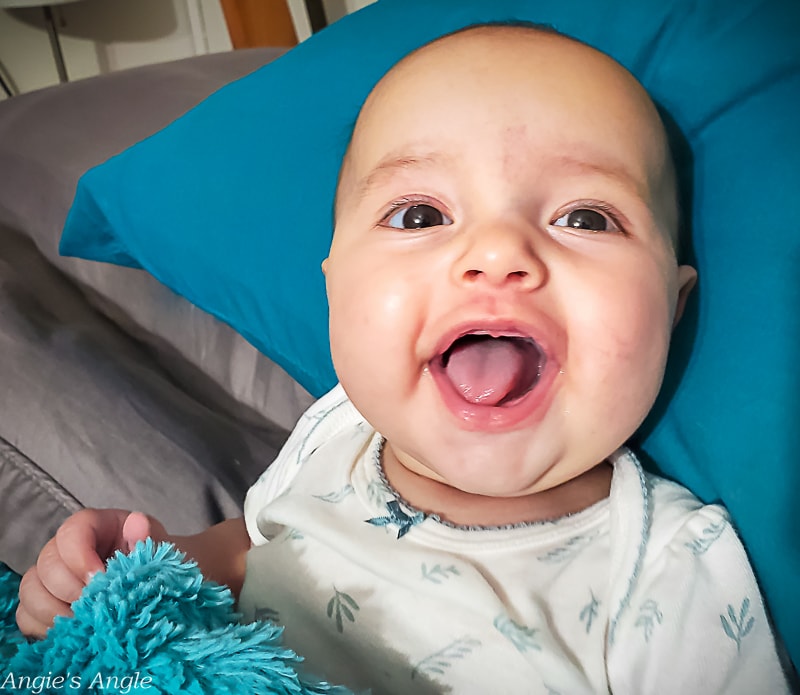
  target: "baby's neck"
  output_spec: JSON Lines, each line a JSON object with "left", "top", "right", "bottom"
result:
{"left": 380, "top": 444, "right": 613, "bottom": 527}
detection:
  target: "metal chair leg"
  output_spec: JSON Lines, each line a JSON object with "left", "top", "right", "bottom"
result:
{"left": 0, "top": 69, "right": 12, "bottom": 97}
{"left": 304, "top": 0, "right": 327, "bottom": 34}
{"left": 42, "top": 5, "right": 68, "bottom": 82}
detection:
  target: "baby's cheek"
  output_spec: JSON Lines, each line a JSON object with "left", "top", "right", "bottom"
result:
{"left": 328, "top": 281, "right": 391, "bottom": 373}
{"left": 373, "top": 285, "right": 412, "bottom": 323}
{"left": 576, "top": 289, "right": 673, "bottom": 406}
{"left": 614, "top": 312, "right": 670, "bottom": 361}
{"left": 611, "top": 313, "right": 672, "bottom": 410}
{"left": 605, "top": 271, "right": 673, "bottom": 351}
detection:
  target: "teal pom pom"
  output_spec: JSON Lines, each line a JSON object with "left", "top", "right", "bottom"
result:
{"left": 2, "top": 541, "right": 353, "bottom": 694}
{"left": 0, "top": 563, "right": 25, "bottom": 662}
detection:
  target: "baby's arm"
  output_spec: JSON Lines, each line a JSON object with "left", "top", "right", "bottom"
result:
{"left": 166, "top": 514, "right": 250, "bottom": 595}
{"left": 607, "top": 503, "right": 791, "bottom": 693}
{"left": 16, "top": 509, "right": 249, "bottom": 638}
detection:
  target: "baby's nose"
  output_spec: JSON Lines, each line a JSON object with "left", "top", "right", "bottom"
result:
{"left": 454, "top": 223, "right": 547, "bottom": 290}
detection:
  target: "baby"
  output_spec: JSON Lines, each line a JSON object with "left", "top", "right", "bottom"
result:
{"left": 17, "top": 23, "right": 790, "bottom": 694}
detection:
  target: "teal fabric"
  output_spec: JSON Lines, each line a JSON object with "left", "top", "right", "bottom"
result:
{"left": 60, "top": 0, "right": 800, "bottom": 671}
{"left": 0, "top": 563, "right": 24, "bottom": 662}
{"left": 0, "top": 544, "right": 352, "bottom": 693}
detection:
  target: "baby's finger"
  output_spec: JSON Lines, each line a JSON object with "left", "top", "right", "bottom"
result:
{"left": 122, "top": 511, "right": 153, "bottom": 551}
{"left": 16, "top": 567, "right": 73, "bottom": 638}
{"left": 15, "top": 604, "right": 50, "bottom": 640}
{"left": 56, "top": 509, "right": 125, "bottom": 582}
{"left": 36, "top": 537, "right": 87, "bottom": 604}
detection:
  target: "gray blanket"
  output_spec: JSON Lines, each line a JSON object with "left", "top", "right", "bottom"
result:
{"left": 0, "top": 223, "right": 288, "bottom": 573}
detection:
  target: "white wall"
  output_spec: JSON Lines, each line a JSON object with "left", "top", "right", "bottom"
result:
{"left": 0, "top": 0, "right": 374, "bottom": 100}
{"left": 0, "top": 0, "right": 234, "bottom": 98}
{"left": 324, "top": 0, "right": 374, "bottom": 23}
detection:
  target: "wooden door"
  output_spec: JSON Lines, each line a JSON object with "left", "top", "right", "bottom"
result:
{"left": 220, "top": 0, "right": 298, "bottom": 48}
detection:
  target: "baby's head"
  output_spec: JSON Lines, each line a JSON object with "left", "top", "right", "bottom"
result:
{"left": 323, "top": 24, "right": 696, "bottom": 504}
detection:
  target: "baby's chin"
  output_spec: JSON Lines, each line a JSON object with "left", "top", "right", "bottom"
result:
{"left": 393, "top": 436, "right": 564, "bottom": 494}
{"left": 389, "top": 441, "right": 613, "bottom": 526}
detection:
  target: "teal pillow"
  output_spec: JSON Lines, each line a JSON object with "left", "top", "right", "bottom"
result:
{"left": 61, "top": 0, "right": 800, "bottom": 670}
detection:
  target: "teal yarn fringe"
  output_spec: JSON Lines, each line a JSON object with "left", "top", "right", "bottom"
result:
{"left": 0, "top": 541, "right": 352, "bottom": 694}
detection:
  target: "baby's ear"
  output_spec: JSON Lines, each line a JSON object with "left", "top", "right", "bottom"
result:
{"left": 673, "top": 265, "right": 697, "bottom": 328}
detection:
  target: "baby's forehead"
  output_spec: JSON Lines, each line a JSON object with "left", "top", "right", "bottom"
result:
{"left": 356, "top": 26, "right": 663, "bottom": 147}
{"left": 338, "top": 25, "right": 679, "bottom": 249}
{"left": 374, "top": 25, "right": 637, "bottom": 94}
{"left": 353, "top": 30, "right": 663, "bottom": 161}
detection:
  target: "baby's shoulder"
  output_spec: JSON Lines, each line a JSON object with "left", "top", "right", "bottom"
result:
{"left": 624, "top": 471, "right": 763, "bottom": 614}
{"left": 605, "top": 469, "right": 789, "bottom": 692}
{"left": 643, "top": 473, "right": 734, "bottom": 561}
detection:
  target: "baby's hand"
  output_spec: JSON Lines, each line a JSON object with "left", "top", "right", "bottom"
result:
{"left": 16, "top": 509, "right": 166, "bottom": 638}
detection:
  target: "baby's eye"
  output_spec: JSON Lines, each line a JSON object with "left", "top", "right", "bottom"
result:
{"left": 552, "top": 208, "right": 617, "bottom": 232}
{"left": 385, "top": 203, "right": 453, "bottom": 230}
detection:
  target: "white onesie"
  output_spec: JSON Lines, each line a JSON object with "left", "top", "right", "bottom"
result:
{"left": 240, "top": 385, "right": 789, "bottom": 694}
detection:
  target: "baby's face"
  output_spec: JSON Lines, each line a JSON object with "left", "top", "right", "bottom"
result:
{"left": 325, "top": 27, "right": 695, "bottom": 498}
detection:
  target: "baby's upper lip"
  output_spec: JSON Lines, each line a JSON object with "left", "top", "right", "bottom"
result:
{"left": 428, "top": 317, "right": 555, "bottom": 363}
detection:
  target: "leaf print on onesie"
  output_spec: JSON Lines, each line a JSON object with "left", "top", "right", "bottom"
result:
{"left": 421, "top": 563, "right": 461, "bottom": 584}
{"left": 327, "top": 587, "right": 360, "bottom": 633}
{"left": 579, "top": 591, "right": 601, "bottom": 634}
{"left": 536, "top": 533, "right": 597, "bottom": 563}
{"left": 635, "top": 600, "right": 663, "bottom": 643}
{"left": 684, "top": 520, "right": 727, "bottom": 555}
{"left": 412, "top": 637, "right": 482, "bottom": 681}
{"left": 721, "top": 598, "right": 755, "bottom": 652}
{"left": 253, "top": 605, "right": 281, "bottom": 624}
{"left": 313, "top": 484, "right": 354, "bottom": 503}
{"left": 366, "top": 477, "right": 389, "bottom": 506}
{"left": 494, "top": 614, "right": 542, "bottom": 653}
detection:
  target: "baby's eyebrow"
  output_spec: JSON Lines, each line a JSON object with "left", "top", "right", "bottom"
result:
{"left": 346, "top": 149, "right": 650, "bottom": 207}
{"left": 549, "top": 153, "right": 647, "bottom": 199}
{"left": 355, "top": 151, "right": 453, "bottom": 201}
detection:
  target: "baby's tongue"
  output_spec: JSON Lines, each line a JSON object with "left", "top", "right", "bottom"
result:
{"left": 444, "top": 337, "right": 526, "bottom": 406}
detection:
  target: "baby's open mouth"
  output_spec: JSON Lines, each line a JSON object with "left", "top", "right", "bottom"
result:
{"left": 433, "top": 333, "right": 545, "bottom": 406}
